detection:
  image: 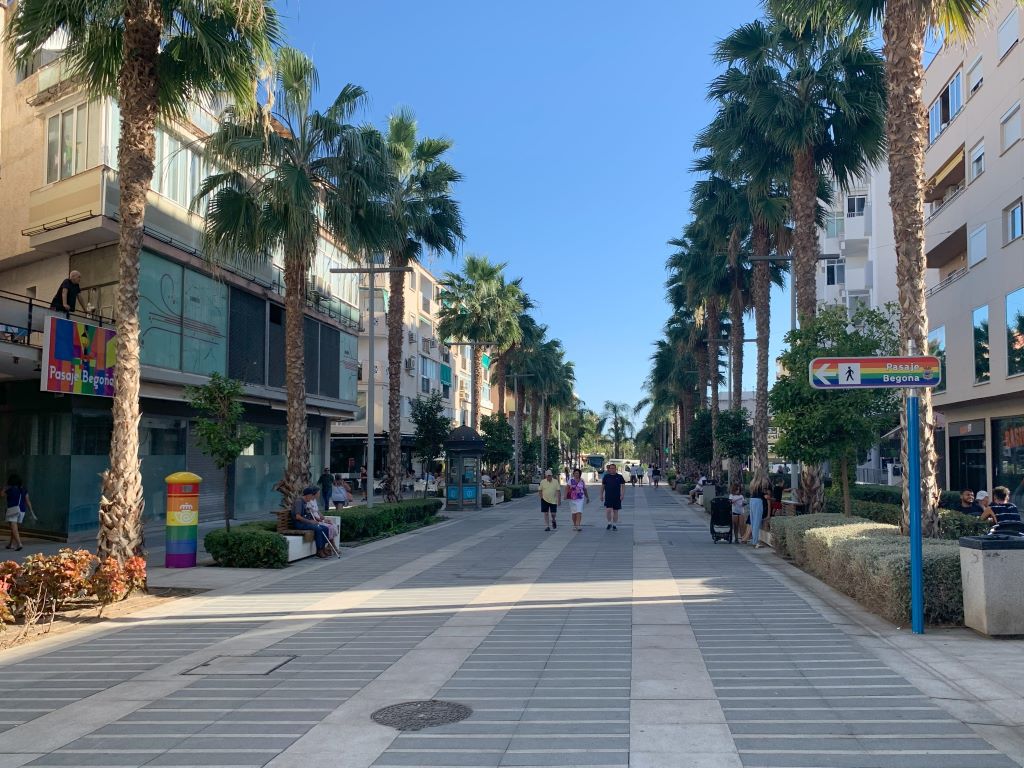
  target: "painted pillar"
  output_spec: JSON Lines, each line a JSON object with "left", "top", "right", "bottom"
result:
{"left": 165, "top": 471, "right": 202, "bottom": 568}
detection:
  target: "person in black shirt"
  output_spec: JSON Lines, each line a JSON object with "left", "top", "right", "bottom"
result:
{"left": 951, "top": 489, "right": 984, "bottom": 517}
{"left": 600, "top": 463, "right": 627, "bottom": 531}
{"left": 49, "top": 271, "right": 85, "bottom": 314}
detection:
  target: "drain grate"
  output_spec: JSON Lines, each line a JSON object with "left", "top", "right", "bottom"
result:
{"left": 371, "top": 700, "right": 472, "bottom": 731}
{"left": 185, "top": 655, "right": 294, "bottom": 676}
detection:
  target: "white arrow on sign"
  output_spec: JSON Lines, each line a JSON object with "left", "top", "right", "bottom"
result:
{"left": 814, "top": 363, "right": 835, "bottom": 386}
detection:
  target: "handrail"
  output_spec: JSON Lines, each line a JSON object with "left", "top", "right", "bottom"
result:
{"left": 926, "top": 266, "right": 969, "bottom": 298}
{"left": 926, "top": 182, "right": 965, "bottom": 224}
{"left": 0, "top": 288, "right": 114, "bottom": 347}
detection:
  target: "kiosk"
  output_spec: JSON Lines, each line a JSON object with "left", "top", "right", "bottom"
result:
{"left": 444, "top": 425, "right": 484, "bottom": 511}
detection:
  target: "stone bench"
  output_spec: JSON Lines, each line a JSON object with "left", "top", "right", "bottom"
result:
{"left": 274, "top": 511, "right": 342, "bottom": 562}
{"left": 482, "top": 488, "right": 505, "bottom": 505}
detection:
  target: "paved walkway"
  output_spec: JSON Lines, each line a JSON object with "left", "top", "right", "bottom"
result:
{"left": 1, "top": 487, "right": 1023, "bottom": 767}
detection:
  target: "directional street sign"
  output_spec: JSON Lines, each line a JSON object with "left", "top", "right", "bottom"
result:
{"left": 808, "top": 356, "right": 942, "bottom": 390}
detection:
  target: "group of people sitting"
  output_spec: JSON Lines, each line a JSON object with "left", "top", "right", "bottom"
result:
{"left": 950, "top": 486, "right": 1022, "bottom": 524}
{"left": 291, "top": 485, "right": 340, "bottom": 559}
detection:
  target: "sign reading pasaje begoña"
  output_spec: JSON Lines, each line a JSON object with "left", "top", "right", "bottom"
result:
{"left": 41, "top": 315, "right": 117, "bottom": 397}
{"left": 808, "top": 356, "right": 941, "bottom": 390}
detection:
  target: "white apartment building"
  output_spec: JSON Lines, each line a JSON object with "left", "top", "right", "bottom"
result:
{"left": 816, "top": 165, "right": 898, "bottom": 315}
{"left": 923, "top": 0, "right": 1024, "bottom": 498}
{"left": 331, "top": 260, "right": 501, "bottom": 478}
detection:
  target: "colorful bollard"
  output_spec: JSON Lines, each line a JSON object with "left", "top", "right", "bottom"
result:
{"left": 165, "top": 472, "right": 201, "bottom": 568}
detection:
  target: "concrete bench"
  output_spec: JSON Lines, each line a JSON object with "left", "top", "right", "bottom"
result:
{"left": 274, "top": 511, "right": 342, "bottom": 562}
{"left": 482, "top": 488, "right": 505, "bottom": 505}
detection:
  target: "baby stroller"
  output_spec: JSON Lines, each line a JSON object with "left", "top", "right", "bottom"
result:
{"left": 710, "top": 497, "right": 733, "bottom": 543}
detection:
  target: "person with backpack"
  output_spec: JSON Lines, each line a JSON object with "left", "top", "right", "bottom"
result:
{"left": 4, "top": 473, "right": 32, "bottom": 551}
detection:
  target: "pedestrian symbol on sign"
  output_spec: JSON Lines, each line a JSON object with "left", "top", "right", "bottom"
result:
{"left": 843, "top": 363, "right": 861, "bottom": 385}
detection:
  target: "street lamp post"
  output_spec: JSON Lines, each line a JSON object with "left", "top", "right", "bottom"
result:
{"left": 331, "top": 262, "right": 412, "bottom": 508}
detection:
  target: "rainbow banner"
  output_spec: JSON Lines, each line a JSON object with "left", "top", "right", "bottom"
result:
{"left": 41, "top": 316, "right": 116, "bottom": 397}
{"left": 165, "top": 472, "right": 201, "bottom": 569}
{"left": 809, "top": 356, "right": 942, "bottom": 389}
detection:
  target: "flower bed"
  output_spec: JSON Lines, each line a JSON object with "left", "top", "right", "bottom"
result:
{"left": 771, "top": 513, "right": 965, "bottom": 626}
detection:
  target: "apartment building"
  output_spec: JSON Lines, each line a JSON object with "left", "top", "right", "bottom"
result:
{"left": 331, "top": 261, "right": 504, "bottom": 478}
{"left": 923, "top": 0, "right": 1024, "bottom": 498}
{"left": 816, "top": 164, "right": 898, "bottom": 315}
{"left": 0, "top": 31, "right": 362, "bottom": 538}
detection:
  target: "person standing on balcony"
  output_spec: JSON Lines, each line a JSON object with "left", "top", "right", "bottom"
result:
{"left": 49, "top": 271, "right": 86, "bottom": 315}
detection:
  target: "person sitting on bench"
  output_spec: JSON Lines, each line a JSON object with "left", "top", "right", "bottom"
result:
{"left": 291, "top": 486, "right": 332, "bottom": 559}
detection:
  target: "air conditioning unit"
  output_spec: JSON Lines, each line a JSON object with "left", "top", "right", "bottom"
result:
{"left": 404, "top": 357, "right": 416, "bottom": 374}
{"left": 429, "top": 338, "right": 437, "bottom": 349}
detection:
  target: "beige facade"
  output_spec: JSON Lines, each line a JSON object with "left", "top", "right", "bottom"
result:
{"left": 924, "top": 0, "right": 1024, "bottom": 496}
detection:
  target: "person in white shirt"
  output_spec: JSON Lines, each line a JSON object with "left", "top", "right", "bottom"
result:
{"left": 689, "top": 474, "right": 707, "bottom": 504}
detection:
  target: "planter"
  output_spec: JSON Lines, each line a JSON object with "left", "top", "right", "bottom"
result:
{"left": 960, "top": 535, "right": 1024, "bottom": 636}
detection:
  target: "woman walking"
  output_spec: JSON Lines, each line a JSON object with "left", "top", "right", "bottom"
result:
{"left": 567, "top": 469, "right": 590, "bottom": 531}
{"left": 4, "top": 473, "right": 31, "bottom": 551}
{"left": 746, "top": 482, "right": 770, "bottom": 548}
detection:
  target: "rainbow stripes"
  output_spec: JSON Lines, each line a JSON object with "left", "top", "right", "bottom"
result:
{"left": 809, "top": 356, "right": 942, "bottom": 389}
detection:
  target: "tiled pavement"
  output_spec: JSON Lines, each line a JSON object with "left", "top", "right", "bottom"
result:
{"left": 0, "top": 488, "right": 1021, "bottom": 767}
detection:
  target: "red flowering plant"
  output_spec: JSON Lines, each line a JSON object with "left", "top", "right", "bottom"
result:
{"left": 89, "top": 559, "right": 129, "bottom": 615}
{"left": 18, "top": 549, "right": 96, "bottom": 614}
{"left": 123, "top": 556, "right": 147, "bottom": 593}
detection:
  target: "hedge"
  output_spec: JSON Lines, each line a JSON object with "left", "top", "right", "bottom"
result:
{"left": 833, "top": 483, "right": 961, "bottom": 509}
{"left": 770, "top": 514, "right": 965, "bottom": 625}
{"left": 337, "top": 498, "right": 443, "bottom": 541}
{"left": 822, "top": 497, "right": 989, "bottom": 539}
{"left": 205, "top": 528, "right": 288, "bottom": 569}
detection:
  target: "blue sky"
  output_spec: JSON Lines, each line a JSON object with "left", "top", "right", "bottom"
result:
{"left": 284, "top": 0, "right": 791, "bottom": 414}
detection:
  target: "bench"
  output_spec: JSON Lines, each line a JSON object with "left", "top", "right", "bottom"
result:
{"left": 274, "top": 510, "right": 342, "bottom": 562}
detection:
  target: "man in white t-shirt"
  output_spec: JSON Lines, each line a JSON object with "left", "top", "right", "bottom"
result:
{"left": 689, "top": 474, "right": 708, "bottom": 505}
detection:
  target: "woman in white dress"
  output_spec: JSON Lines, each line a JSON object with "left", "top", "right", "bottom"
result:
{"left": 566, "top": 469, "right": 590, "bottom": 532}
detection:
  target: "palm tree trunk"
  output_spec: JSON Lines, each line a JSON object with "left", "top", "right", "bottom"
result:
{"left": 383, "top": 256, "right": 406, "bottom": 503}
{"left": 530, "top": 393, "right": 539, "bottom": 438}
{"left": 695, "top": 343, "right": 709, "bottom": 410}
{"left": 471, "top": 346, "right": 483, "bottom": 430}
{"left": 541, "top": 397, "right": 550, "bottom": 470}
{"left": 751, "top": 224, "right": 771, "bottom": 492}
{"left": 884, "top": 0, "right": 940, "bottom": 538}
{"left": 728, "top": 227, "right": 744, "bottom": 411}
{"left": 97, "top": 0, "right": 162, "bottom": 564}
{"left": 282, "top": 253, "right": 310, "bottom": 502}
{"left": 791, "top": 145, "right": 819, "bottom": 324}
{"left": 514, "top": 393, "right": 524, "bottom": 482}
{"left": 707, "top": 299, "right": 722, "bottom": 482}
{"left": 496, "top": 354, "right": 508, "bottom": 416}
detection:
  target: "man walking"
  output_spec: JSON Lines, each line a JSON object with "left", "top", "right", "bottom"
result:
{"left": 317, "top": 466, "right": 334, "bottom": 510}
{"left": 539, "top": 469, "right": 561, "bottom": 531}
{"left": 601, "top": 463, "right": 627, "bottom": 531}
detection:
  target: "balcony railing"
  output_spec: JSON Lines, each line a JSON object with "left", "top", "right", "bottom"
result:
{"left": 0, "top": 289, "right": 114, "bottom": 347}
{"left": 926, "top": 266, "right": 968, "bottom": 298}
{"left": 926, "top": 182, "right": 965, "bottom": 223}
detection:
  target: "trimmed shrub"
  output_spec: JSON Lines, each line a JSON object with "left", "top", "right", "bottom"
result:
{"left": 835, "top": 483, "right": 961, "bottom": 509}
{"left": 824, "top": 496, "right": 901, "bottom": 525}
{"left": 771, "top": 513, "right": 965, "bottom": 626}
{"left": 938, "top": 509, "right": 989, "bottom": 539}
{"left": 481, "top": 494, "right": 493, "bottom": 507}
{"left": 205, "top": 528, "right": 288, "bottom": 569}
{"left": 498, "top": 486, "right": 513, "bottom": 502}
{"left": 823, "top": 497, "right": 991, "bottom": 539}
{"left": 239, "top": 520, "right": 278, "bottom": 533}
{"left": 337, "top": 498, "right": 443, "bottom": 541}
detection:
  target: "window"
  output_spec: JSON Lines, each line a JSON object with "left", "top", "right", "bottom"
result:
{"left": 846, "top": 195, "right": 866, "bottom": 218}
{"left": 968, "top": 224, "right": 988, "bottom": 266}
{"left": 1007, "top": 287, "right": 1024, "bottom": 376}
{"left": 969, "top": 141, "right": 985, "bottom": 181}
{"left": 999, "top": 7, "right": 1019, "bottom": 58}
{"left": 151, "top": 127, "right": 207, "bottom": 210}
{"left": 1001, "top": 103, "right": 1021, "bottom": 151}
{"left": 825, "top": 259, "right": 845, "bottom": 286}
{"left": 1005, "top": 200, "right": 1023, "bottom": 244}
{"left": 824, "top": 212, "right": 845, "bottom": 238}
{"left": 928, "top": 71, "right": 963, "bottom": 144}
{"left": 928, "top": 326, "right": 946, "bottom": 393}
{"left": 967, "top": 56, "right": 983, "bottom": 95}
{"left": 45, "top": 101, "right": 95, "bottom": 183}
{"left": 442, "top": 382, "right": 451, "bottom": 399}
{"left": 420, "top": 355, "right": 438, "bottom": 394}
{"left": 973, "top": 305, "right": 990, "bottom": 383}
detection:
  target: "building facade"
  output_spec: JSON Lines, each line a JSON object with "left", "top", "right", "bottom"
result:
{"left": 0, "top": 30, "right": 362, "bottom": 538}
{"left": 331, "top": 260, "right": 503, "bottom": 479}
{"left": 924, "top": 0, "right": 1024, "bottom": 498}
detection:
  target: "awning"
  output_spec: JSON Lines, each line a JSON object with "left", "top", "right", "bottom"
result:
{"left": 440, "top": 364, "right": 452, "bottom": 385}
{"left": 925, "top": 148, "right": 965, "bottom": 202}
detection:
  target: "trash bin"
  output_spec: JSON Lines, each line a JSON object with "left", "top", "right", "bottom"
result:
{"left": 959, "top": 534, "right": 1024, "bottom": 636}
{"left": 165, "top": 472, "right": 202, "bottom": 568}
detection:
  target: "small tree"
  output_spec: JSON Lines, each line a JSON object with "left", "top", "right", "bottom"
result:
{"left": 716, "top": 409, "right": 752, "bottom": 485}
{"left": 685, "top": 410, "right": 714, "bottom": 467}
{"left": 411, "top": 393, "right": 450, "bottom": 497}
{"left": 770, "top": 305, "right": 900, "bottom": 517}
{"left": 184, "top": 374, "right": 263, "bottom": 531}
{"left": 480, "top": 413, "right": 514, "bottom": 480}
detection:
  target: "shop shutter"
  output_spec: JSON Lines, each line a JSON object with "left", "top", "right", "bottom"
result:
{"left": 187, "top": 424, "right": 226, "bottom": 523}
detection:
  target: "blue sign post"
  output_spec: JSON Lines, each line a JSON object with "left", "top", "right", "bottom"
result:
{"left": 907, "top": 392, "right": 924, "bottom": 635}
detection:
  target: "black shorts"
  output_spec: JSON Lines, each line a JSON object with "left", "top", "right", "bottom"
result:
{"left": 605, "top": 499, "right": 622, "bottom": 511}
{"left": 541, "top": 500, "right": 558, "bottom": 514}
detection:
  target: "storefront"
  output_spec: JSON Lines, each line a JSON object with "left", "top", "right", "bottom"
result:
{"left": 948, "top": 419, "right": 987, "bottom": 495}
{"left": 992, "top": 414, "right": 1024, "bottom": 507}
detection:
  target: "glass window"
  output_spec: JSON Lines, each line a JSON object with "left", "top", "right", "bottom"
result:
{"left": 967, "top": 56, "right": 983, "bottom": 95}
{"left": 969, "top": 141, "right": 985, "bottom": 181}
{"left": 993, "top": 417, "right": 1024, "bottom": 508}
{"left": 1007, "top": 287, "right": 1024, "bottom": 376}
{"left": 998, "top": 7, "right": 1019, "bottom": 58}
{"left": 928, "top": 326, "right": 946, "bottom": 393}
{"left": 304, "top": 316, "right": 320, "bottom": 395}
{"left": 75, "top": 103, "right": 88, "bottom": 174}
{"left": 228, "top": 287, "right": 266, "bottom": 385}
{"left": 44, "top": 103, "right": 96, "bottom": 182}
{"left": 968, "top": 224, "right": 987, "bottom": 266}
{"left": 973, "top": 305, "right": 990, "bottom": 383}
{"left": 1005, "top": 200, "right": 1023, "bottom": 244}
{"left": 826, "top": 260, "right": 845, "bottom": 286}
{"left": 268, "top": 304, "right": 285, "bottom": 388}
{"left": 825, "top": 212, "right": 844, "bottom": 238}
{"left": 846, "top": 195, "right": 866, "bottom": 218}
{"left": 60, "top": 109, "right": 74, "bottom": 179}
{"left": 1001, "top": 103, "right": 1021, "bottom": 151}
{"left": 928, "top": 71, "right": 963, "bottom": 143}
{"left": 46, "top": 115, "right": 59, "bottom": 183}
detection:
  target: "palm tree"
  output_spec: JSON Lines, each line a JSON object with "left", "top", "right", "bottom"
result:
{"left": 773, "top": 0, "right": 991, "bottom": 541}
{"left": 541, "top": 356, "right": 575, "bottom": 472}
{"left": 196, "top": 48, "right": 387, "bottom": 508}
{"left": 7, "top": 0, "right": 278, "bottom": 563}
{"left": 598, "top": 401, "right": 635, "bottom": 460}
{"left": 492, "top": 292, "right": 536, "bottom": 417}
{"left": 381, "top": 111, "right": 464, "bottom": 500}
{"left": 437, "top": 256, "right": 524, "bottom": 431}
{"left": 505, "top": 316, "right": 547, "bottom": 480}
{"left": 711, "top": 11, "right": 886, "bottom": 325}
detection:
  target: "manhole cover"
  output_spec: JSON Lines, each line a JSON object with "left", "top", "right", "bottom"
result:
{"left": 371, "top": 700, "right": 472, "bottom": 731}
{"left": 185, "top": 655, "right": 294, "bottom": 676}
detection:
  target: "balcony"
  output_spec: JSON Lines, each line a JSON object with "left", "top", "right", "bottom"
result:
{"left": 927, "top": 223, "right": 967, "bottom": 269}
{"left": 926, "top": 266, "right": 969, "bottom": 297}
{"left": 24, "top": 165, "right": 120, "bottom": 253}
